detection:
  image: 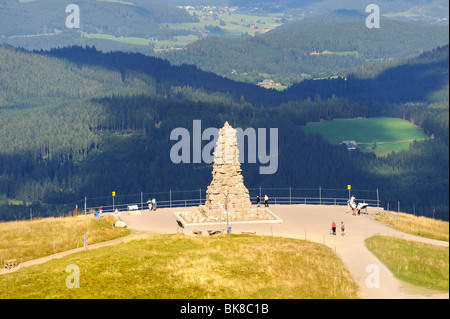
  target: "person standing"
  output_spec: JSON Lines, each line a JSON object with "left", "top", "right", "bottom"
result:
{"left": 256, "top": 195, "right": 261, "bottom": 207}
{"left": 341, "top": 221, "right": 345, "bottom": 236}
{"left": 350, "top": 195, "right": 357, "bottom": 215}
{"left": 264, "top": 194, "right": 269, "bottom": 207}
{"left": 146, "top": 198, "right": 152, "bottom": 211}
{"left": 151, "top": 198, "right": 157, "bottom": 211}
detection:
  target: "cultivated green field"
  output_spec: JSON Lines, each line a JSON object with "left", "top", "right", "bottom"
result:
{"left": 165, "top": 9, "right": 285, "bottom": 38}
{"left": 82, "top": 32, "right": 150, "bottom": 46}
{"left": 303, "top": 118, "right": 428, "bottom": 155}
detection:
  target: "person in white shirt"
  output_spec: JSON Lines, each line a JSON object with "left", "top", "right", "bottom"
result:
{"left": 350, "top": 195, "right": 357, "bottom": 215}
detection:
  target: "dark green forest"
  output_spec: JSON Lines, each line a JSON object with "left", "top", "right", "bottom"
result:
{"left": 162, "top": 19, "right": 449, "bottom": 84}
{"left": 0, "top": 43, "right": 448, "bottom": 221}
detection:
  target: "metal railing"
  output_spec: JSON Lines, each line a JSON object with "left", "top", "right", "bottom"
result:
{"left": 82, "top": 186, "right": 380, "bottom": 214}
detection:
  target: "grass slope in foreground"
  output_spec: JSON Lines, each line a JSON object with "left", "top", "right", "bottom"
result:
{"left": 0, "top": 233, "right": 359, "bottom": 299}
{"left": 0, "top": 216, "right": 130, "bottom": 264}
{"left": 366, "top": 236, "right": 449, "bottom": 292}
{"left": 371, "top": 211, "right": 449, "bottom": 242}
{"left": 303, "top": 118, "right": 427, "bottom": 155}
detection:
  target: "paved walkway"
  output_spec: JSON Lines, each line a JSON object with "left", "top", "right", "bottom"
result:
{"left": 122, "top": 204, "right": 449, "bottom": 299}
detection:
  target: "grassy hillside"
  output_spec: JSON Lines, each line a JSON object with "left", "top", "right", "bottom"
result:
{"left": 371, "top": 211, "right": 449, "bottom": 241}
{"left": 0, "top": 232, "right": 359, "bottom": 299}
{"left": 366, "top": 236, "right": 449, "bottom": 291}
{"left": 0, "top": 215, "right": 129, "bottom": 264}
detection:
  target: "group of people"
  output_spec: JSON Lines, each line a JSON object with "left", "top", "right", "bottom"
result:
{"left": 147, "top": 198, "right": 157, "bottom": 211}
{"left": 256, "top": 194, "right": 269, "bottom": 207}
{"left": 349, "top": 195, "right": 361, "bottom": 216}
{"left": 331, "top": 221, "right": 345, "bottom": 236}
{"left": 330, "top": 194, "right": 364, "bottom": 236}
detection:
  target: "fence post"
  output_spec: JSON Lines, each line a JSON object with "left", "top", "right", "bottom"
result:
{"left": 84, "top": 197, "right": 87, "bottom": 216}
{"left": 170, "top": 189, "right": 172, "bottom": 208}
{"left": 200, "top": 188, "right": 202, "bottom": 205}
{"left": 289, "top": 186, "right": 291, "bottom": 205}
{"left": 141, "top": 192, "right": 143, "bottom": 211}
{"left": 259, "top": 186, "right": 261, "bottom": 198}
{"left": 319, "top": 186, "right": 322, "bottom": 205}
{"left": 398, "top": 201, "right": 400, "bottom": 212}
{"left": 376, "top": 189, "right": 379, "bottom": 208}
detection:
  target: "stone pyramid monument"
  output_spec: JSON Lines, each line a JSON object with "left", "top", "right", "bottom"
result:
{"left": 178, "top": 122, "right": 275, "bottom": 224}
{"left": 200, "top": 121, "right": 253, "bottom": 216}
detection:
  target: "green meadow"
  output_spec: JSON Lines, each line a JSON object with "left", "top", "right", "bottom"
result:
{"left": 82, "top": 33, "right": 150, "bottom": 46}
{"left": 303, "top": 118, "right": 428, "bottom": 156}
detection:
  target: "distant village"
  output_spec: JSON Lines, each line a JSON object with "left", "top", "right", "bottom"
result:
{"left": 180, "top": 5, "right": 239, "bottom": 14}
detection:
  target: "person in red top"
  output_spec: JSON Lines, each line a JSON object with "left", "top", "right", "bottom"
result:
{"left": 331, "top": 221, "right": 336, "bottom": 235}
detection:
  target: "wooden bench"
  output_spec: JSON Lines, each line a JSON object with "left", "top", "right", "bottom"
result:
{"left": 192, "top": 230, "right": 202, "bottom": 236}
{"left": 207, "top": 230, "right": 221, "bottom": 236}
{"left": 241, "top": 231, "right": 256, "bottom": 235}
{"left": 4, "top": 259, "right": 18, "bottom": 270}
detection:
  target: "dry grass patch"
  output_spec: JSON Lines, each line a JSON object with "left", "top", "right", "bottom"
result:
{"left": 0, "top": 215, "right": 130, "bottom": 264}
{"left": 0, "top": 234, "right": 359, "bottom": 299}
{"left": 366, "top": 235, "right": 449, "bottom": 291}
{"left": 371, "top": 211, "right": 449, "bottom": 242}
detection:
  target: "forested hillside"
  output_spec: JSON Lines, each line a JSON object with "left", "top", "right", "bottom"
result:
{"left": 0, "top": 0, "right": 196, "bottom": 54}
{"left": 0, "top": 44, "right": 448, "bottom": 221}
{"left": 162, "top": 19, "right": 449, "bottom": 84}
{"left": 287, "top": 45, "right": 450, "bottom": 106}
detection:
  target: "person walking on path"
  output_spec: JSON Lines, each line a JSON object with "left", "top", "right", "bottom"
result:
{"left": 151, "top": 198, "right": 157, "bottom": 211}
{"left": 341, "top": 221, "right": 345, "bottom": 236}
{"left": 264, "top": 194, "right": 269, "bottom": 207}
{"left": 331, "top": 221, "right": 336, "bottom": 235}
{"left": 256, "top": 195, "right": 261, "bottom": 207}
